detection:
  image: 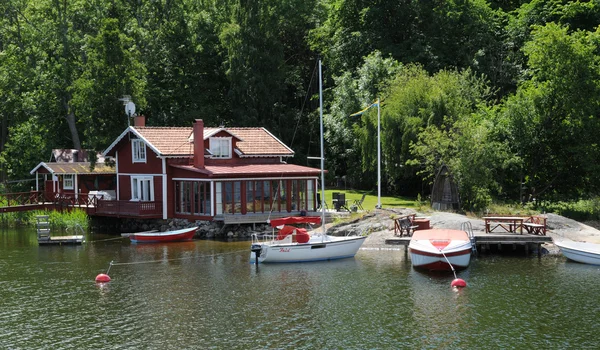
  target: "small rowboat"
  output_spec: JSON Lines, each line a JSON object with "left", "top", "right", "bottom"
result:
{"left": 129, "top": 227, "right": 198, "bottom": 243}
{"left": 554, "top": 240, "right": 600, "bottom": 265}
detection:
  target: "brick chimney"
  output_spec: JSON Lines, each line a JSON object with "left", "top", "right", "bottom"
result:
{"left": 193, "top": 119, "right": 205, "bottom": 168}
{"left": 134, "top": 115, "right": 146, "bottom": 127}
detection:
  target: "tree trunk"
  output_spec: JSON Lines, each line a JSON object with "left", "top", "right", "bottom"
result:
{"left": 62, "top": 95, "right": 81, "bottom": 150}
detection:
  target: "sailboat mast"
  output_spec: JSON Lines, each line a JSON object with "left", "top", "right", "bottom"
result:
{"left": 319, "top": 60, "right": 326, "bottom": 235}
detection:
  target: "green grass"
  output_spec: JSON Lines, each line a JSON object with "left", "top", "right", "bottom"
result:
{"left": 0, "top": 208, "right": 89, "bottom": 230}
{"left": 323, "top": 189, "right": 423, "bottom": 211}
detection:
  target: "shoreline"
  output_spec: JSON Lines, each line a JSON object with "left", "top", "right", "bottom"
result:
{"left": 324, "top": 208, "right": 600, "bottom": 251}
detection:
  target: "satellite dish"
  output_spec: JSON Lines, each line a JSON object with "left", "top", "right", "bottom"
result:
{"left": 125, "top": 101, "right": 136, "bottom": 116}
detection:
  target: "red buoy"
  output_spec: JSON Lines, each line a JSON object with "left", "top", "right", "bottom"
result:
{"left": 95, "top": 273, "right": 111, "bottom": 283}
{"left": 451, "top": 278, "right": 467, "bottom": 288}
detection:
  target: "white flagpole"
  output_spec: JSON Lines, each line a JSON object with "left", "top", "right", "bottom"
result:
{"left": 376, "top": 99, "right": 381, "bottom": 209}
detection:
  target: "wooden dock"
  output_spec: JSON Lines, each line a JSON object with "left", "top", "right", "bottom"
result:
{"left": 36, "top": 215, "right": 84, "bottom": 245}
{"left": 385, "top": 232, "right": 552, "bottom": 256}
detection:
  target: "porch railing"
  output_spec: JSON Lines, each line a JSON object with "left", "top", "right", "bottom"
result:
{"left": 95, "top": 200, "right": 162, "bottom": 217}
{"left": 0, "top": 191, "right": 45, "bottom": 206}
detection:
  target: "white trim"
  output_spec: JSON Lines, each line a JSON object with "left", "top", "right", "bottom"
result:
{"left": 30, "top": 162, "right": 54, "bottom": 175}
{"left": 103, "top": 126, "right": 162, "bottom": 157}
{"left": 131, "top": 139, "right": 147, "bottom": 163}
{"left": 209, "top": 137, "right": 232, "bottom": 159}
{"left": 210, "top": 181, "right": 215, "bottom": 216}
{"left": 260, "top": 127, "right": 295, "bottom": 154}
{"left": 116, "top": 151, "right": 120, "bottom": 200}
{"left": 236, "top": 153, "right": 293, "bottom": 158}
{"left": 130, "top": 175, "right": 154, "bottom": 201}
{"left": 63, "top": 174, "right": 74, "bottom": 190}
{"left": 173, "top": 176, "right": 318, "bottom": 182}
{"left": 118, "top": 172, "right": 164, "bottom": 177}
{"left": 75, "top": 174, "right": 78, "bottom": 199}
{"left": 162, "top": 158, "right": 167, "bottom": 220}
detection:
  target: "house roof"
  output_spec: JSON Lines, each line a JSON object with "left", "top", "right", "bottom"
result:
{"left": 30, "top": 162, "right": 116, "bottom": 175}
{"left": 103, "top": 125, "right": 294, "bottom": 158}
{"left": 171, "top": 163, "right": 321, "bottom": 178}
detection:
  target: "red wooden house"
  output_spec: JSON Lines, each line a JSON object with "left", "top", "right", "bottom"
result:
{"left": 30, "top": 149, "right": 116, "bottom": 202}
{"left": 100, "top": 116, "right": 321, "bottom": 223}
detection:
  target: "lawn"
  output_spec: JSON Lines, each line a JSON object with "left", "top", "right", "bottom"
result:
{"left": 322, "top": 189, "right": 419, "bottom": 211}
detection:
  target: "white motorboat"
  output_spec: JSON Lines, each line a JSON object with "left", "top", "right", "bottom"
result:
{"left": 408, "top": 229, "right": 473, "bottom": 271}
{"left": 555, "top": 240, "right": 600, "bottom": 265}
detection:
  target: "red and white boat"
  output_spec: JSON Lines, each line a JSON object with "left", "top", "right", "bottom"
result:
{"left": 129, "top": 226, "right": 198, "bottom": 243}
{"left": 250, "top": 216, "right": 366, "bottom": 264}
{"left": 408, "top": 229, "right": 473, "bottom": 271}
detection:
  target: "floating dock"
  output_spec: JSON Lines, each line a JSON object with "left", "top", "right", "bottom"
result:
{"left": 36, "top": 215, "right": 84, "bottom": 245}
{"left": 386, "top": 232, "right": 552, "bottom": 256}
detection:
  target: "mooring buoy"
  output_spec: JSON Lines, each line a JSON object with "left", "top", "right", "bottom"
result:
{"left": 451, "top": 278, "right": 467, "bottom": 288}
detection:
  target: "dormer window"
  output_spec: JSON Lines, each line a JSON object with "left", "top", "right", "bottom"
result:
{"left": 209, "top": 137, "right": 232, "bottom": 158}
{"left": 132, "top": 139, "right": 146, "bottom": 163}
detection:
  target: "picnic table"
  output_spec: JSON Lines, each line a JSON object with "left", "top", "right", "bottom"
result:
{"left": 483, "top": 216, "right": 525, "bottom": 234}
{"left": 483, "top": 215, "right": 548, "bottom": 235}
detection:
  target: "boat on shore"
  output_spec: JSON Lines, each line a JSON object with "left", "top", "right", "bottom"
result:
{"left": 129, "top": 227, "right": 198, "bottom": 243}
{"left": 555, "top": 240, "right": 600, "bottom": 265}
{"left": 408, "top": 229, "right": 473, "bottom": 271}
{"left": 250, "top": 216, "right": 366, "bottom": 263}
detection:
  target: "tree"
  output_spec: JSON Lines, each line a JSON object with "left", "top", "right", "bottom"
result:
{"left": 502, "top": 23, "right": 600, "bottom": 200}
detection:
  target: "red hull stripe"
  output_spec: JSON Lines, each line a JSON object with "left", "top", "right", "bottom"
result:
{"left": 415, "top": 261, "right": 468, "bottom": 271}
{"left": 409, "top": 248, "right": 472, "bottom": 258}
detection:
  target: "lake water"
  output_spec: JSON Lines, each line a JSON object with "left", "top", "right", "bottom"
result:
{"left": 1, "top": 227, "right": 599, "bottom": 349}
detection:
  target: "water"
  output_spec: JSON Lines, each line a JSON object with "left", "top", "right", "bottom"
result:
{"left": 1, "top": 227, "right": 599, "bottom": 349}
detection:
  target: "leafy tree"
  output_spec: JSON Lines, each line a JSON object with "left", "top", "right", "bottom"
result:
{"left": 0, "top": 118, "right": 48, "bottom": 191}
{"left": 325, "top": 51, "right": 401, "bottom": 189}
{"left": 502, "top": 23, "right": 600, "bottom": 201}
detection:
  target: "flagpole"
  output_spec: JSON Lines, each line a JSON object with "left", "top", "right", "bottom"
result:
{"left": 376, "top": 98, "right": 381, "bottom": 209}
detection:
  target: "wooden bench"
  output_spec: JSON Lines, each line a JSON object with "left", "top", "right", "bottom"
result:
{"left": 523, "top": 215, "right": 547, "bottom": 235}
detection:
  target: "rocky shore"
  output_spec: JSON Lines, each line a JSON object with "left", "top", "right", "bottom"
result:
{"left": 325, "top": 208, "right": 600, "bottom": 252}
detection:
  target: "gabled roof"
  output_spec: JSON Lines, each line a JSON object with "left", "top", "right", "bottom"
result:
{"left": 30, "top": 162, "right": 116, "bottom": 175}
{"left": 103, "top": 125, "right": 294, "bottom": 158}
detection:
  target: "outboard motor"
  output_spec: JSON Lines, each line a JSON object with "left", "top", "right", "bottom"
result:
{"left": 251, "top": 244, "right": 262, "bottom": 265}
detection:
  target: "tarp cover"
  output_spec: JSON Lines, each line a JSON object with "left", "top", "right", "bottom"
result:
{"left": 269, "top": 216, "right": 321, "bottom": 227}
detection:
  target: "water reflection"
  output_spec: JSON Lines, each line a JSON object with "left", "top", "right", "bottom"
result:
{"left": 1, "top": 229, "right": 600, "bottom": 349}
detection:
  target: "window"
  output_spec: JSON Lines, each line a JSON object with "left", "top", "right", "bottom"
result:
{"left": 63, "top": 174, "right": 74, "bottom": 190}
{"left": 209, "top": 137, "right": 231, "bottom": 158}
{"left": 132, "top": 139, "right": 146, "bottom": 163}
{"left": 175, "top": 181, "right": 211, "bottom": 215}
{"left": 131, "top": 176, "right": 153, "bottom": 201}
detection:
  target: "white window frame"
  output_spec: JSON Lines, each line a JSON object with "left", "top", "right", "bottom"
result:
{"left": 63, "top": 174, "right": 74, "bottom": 190}
{"left": 132, "top": 139, "right": 146, "bottom": 163}
{"left": 209, "top": 137, "right": 232, "bottom": 159}
{"left": 131, "top": 176, "right": 154, "bottom": 201}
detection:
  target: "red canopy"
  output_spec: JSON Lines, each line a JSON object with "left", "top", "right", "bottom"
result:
{"left": 269, "top": 216, "right": 322, "bottom": 227}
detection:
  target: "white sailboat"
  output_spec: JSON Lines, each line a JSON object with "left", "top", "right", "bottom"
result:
{"left": 250, "top": 60, "right": 366, "bottom": 263}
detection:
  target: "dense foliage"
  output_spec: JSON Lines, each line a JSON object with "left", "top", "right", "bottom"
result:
{"left": 1, "top": 0, "right": 600, "bottom": 212}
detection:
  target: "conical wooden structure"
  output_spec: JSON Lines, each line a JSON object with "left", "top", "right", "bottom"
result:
{"left": 431, "top": 164, "right": 460, "bottom": 211}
